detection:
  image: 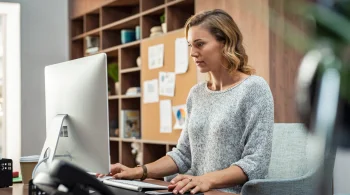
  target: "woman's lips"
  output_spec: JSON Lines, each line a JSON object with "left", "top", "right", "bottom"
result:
{"left": 196, "top": 61, "right": 204, "bottom": 66}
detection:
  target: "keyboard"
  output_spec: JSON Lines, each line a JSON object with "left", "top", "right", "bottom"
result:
{"left": 101, "top": 178, "right": 168, "bottom": 192}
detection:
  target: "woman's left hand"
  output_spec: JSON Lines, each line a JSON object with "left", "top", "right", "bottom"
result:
{"left": 167, "top": 174, "right": 212, "bottom": 194}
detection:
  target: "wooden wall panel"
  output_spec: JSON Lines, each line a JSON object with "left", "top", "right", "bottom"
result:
{"left": 70, "top": 0, "right": 114, "bottom": 18}
{"left": 195, "top": 0, "right": 270, "bottom": 84}
{"left": 268, "top": 0, "right": 303, "bottom": 122}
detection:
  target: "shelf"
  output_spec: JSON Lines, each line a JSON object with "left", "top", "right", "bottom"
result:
{"left": 121, "top": 138, "right": 142, "bottom": 143}
{"left": 104, "top": 14, "right": 140, "bottom": 31}
{"left": 121, "top": 142, "right": 138, "bottom": 167}
{"left": 69, "top": 0, "right": 197, "bottom": 167}
{"left": 166, "top": 0, "right": 194, "bottom": 32}
{"left": 141, "top": 7, "right": 165, "bottom": 39}
{"left": 102, "top": 15, "right": 140, "bottom": 49}
{"left": 143, "top": 143, "right": 166, "bottom": 164}
{"left": 108, "top": 97, "right": 119, "bottom": 121}
{"left": 108, "top": 95, "right": 119, "bottom": 100}
{"left": 100, "top": 40, "right": 140, "bottom": 56}
{"left": 121, "top": 42, "right": 140, "bottom": 70}
{"left": 102, "top": 0, "right": 140, "bottom": 26}
{"left": 141, "top": 0, "right": 165, "bottom": 12}
{"left": 120, "top": 67, "right": 141, "bottom": 73}
{"left": 105, "top": 0, "right": 140, "bottom": 8}
{"left": 120, "top": 40, "right": 141, "bottom": 49}
{"left": 110, "top": 137, "right": 121, "bottom": 141}
{"left": 121, "top": 97, "right": 141, "bottom": 110}
{"left": 86, "top": 9, "right": 100, "bottom": 32}
{"left": 142, "top": 139, "right": 177, "bottom": 145}
{"left": 120, "top": 94, "right": 141, "bottom": 99}
{"left": 71, "top": 39, "right": 84, "bottom": 59}
{"left": 141, "top": 4, "right": 166, "bottom": 16}
{"left": 71, "top": 16, "right": 84, "bottom": 37}
{"left": 121, "top": 71, "right": 140, "bottom": 95}
{"left": 166, "top": 0, "right": 194, "bottom": 7}
{"left": 110, "top": 140, "right": 119, "bottom": 163}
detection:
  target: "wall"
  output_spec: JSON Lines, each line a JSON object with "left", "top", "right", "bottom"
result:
{"left": 1, "top": 0, "right": 69, "bottom": 156}
{"left": 0, "top": 2, "right": 21, "bottom": 172}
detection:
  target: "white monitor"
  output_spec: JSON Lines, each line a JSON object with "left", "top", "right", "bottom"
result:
{"left": 35, "top": 53, "right": 110, "bottom": 176}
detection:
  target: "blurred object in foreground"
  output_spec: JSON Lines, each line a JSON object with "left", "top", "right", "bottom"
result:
{"left": 296, "top": 0, "right": 350, "bottom": 149}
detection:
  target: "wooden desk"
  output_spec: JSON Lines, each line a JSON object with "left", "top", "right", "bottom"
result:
{"left": 0, "top": 184, "right": 28, "bottom": 195}
{"left": 1, "top": 182, "right": 237, "bottom": 195}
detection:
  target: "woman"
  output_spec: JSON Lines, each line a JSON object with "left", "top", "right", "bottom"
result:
{"left": 99, "top": 9, "right": 274, "bottom": 194}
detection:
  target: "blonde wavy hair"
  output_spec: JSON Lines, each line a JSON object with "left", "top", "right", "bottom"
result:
{"left": 185, "top": 9, "right": 255, "bottom": 76}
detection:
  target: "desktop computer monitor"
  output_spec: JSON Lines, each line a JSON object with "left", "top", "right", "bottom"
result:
{"left": 35, "top": 53, "right": 110, "bottom": 176}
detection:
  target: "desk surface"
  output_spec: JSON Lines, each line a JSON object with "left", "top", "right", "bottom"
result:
{"left": 0, "top": 181, "right": 237, "bottom": 195}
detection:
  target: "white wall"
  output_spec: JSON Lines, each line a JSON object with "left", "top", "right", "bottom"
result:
{"left": 1, "top": 0, "right": 69, "bottom": 156}
{"left": 0, "top": 2, "right": 21, "bottom": 172}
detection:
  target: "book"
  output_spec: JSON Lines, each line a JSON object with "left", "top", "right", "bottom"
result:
{"left": 120, "top": 110, "right": 140, "bottom": 139}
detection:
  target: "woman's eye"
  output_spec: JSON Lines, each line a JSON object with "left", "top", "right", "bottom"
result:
{"left": 196, "top": 42, "right": 204, "bottom": 47}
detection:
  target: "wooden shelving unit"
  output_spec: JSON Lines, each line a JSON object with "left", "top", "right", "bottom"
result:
{"left": 70, "top": 0, "right": 194, "bottom": 167}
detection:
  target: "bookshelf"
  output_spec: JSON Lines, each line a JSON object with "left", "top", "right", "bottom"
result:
{"left": 70, "top": 0, "right": 195, "bottom": 168}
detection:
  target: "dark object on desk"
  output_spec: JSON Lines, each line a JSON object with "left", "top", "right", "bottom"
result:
{"left": 145, "top": 190, "right": 204, "bottom": 195}
{"left": 33, "top": 160, "right": 114, "bottom": 195}
{"left": 0, "top": 158, "right": 13, "bottom": 188}
{"left": 29, "top": 179, "right": 48, "bottom": 195}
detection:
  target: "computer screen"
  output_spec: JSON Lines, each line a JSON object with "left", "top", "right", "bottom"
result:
{"left": 36, "top": 53, "right": 110, "bottom": 175}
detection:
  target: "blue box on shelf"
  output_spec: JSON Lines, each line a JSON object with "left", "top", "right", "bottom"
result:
{"left": 121, "top": 29, "right": 136, "bottom": 44}
{"left": 135, "top": 26, "right": 140, "bottom": 40}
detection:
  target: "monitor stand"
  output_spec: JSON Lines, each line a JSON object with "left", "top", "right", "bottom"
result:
{"left": 33, "top": 114, "right": 69, "bottom": 177}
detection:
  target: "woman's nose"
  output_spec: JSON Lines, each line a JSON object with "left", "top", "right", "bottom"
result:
{"left": 190, "top": 48, "right": 199, "bottom": 57}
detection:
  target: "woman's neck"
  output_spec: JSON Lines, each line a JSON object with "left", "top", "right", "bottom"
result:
{"left": 208, "top": 70, "right": 247, "bottom": 91}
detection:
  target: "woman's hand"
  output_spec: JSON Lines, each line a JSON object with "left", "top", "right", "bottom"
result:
{"left": 96, "top": 163, "right": 143, "bottom": 180}
{"left": 168, "top": 174, "right": 212, "bottom": 194}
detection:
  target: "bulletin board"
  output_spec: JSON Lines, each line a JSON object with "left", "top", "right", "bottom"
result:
{"left": 141, "top": 29, "right": 197, "bottom": 142}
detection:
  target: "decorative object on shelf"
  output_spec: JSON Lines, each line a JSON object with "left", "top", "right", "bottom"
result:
{"left": 126, "top": 87, "right": 141, "bottom": 96}
{"left": 131, "top": 142, "right": 142, "bottom": 165}
{"left": 120, "top": 110, "right": 140, "bottom": 139}
{"left": 85, "top": 36, "right": 99, "bottom": 55}
{"left": 150, "top": 26, "right": 163, "bottom": 38}
{"left": 136, "top": 56, "right": 141, "bottom": 67}
{"left": 121, "top": 29, "right": 136, "bottom": 44}
{"left": 107, "top": 62, "right": 119, "bottom": 95}
{"left": 109, "top": 119, "right": 119, "bottom": 137}
{"left": 160, "top": 13, "right": 167, "bottom": 33}
{"left": 135, "top": 25, "right": 141, "bottom": 40}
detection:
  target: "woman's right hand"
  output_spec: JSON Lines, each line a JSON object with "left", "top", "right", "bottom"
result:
{"left": 96, "top": 163, "right": 143, "bottom": 180}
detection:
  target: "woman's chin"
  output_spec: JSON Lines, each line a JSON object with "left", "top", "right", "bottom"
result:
{"left": 198, "top": 67, "right": 209, "bottom": 73}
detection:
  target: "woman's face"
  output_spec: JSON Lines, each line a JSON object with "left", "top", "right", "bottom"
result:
{"left": 187, "top": 25, "right": 225, "bottom": 73}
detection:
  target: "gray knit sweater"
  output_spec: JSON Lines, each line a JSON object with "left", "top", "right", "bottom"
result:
{"left": 167, "top": 75, "right": 274, "bottom": 194}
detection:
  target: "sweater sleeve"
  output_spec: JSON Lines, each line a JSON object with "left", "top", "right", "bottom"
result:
{"left": 166, "top": 88, "right": 194, "bottom": 174}
{"left": 231, "top": 84, "right": 274, "bottom": 181}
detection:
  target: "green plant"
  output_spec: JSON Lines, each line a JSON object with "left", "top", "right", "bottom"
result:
{"left": 160, "top": 13, "right": 165, "bottom": 24}
{"left": 107, "top": 62, "right": 119, "bottom": 82}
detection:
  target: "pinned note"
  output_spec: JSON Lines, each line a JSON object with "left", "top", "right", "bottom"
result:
{"left": 159, "top": 72, "right": 176, "bottom": 97}
{"left": 143, "top": 79, "right": 159, "bottom": 103}
{"left": 148, "top": 44, "right": 164, "bottom": 69}
{"left": 160, "top": 100, "right": 172, "bottom": 133}
{"left": 175, "top": 37, "right": 189, "bottom": 74}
